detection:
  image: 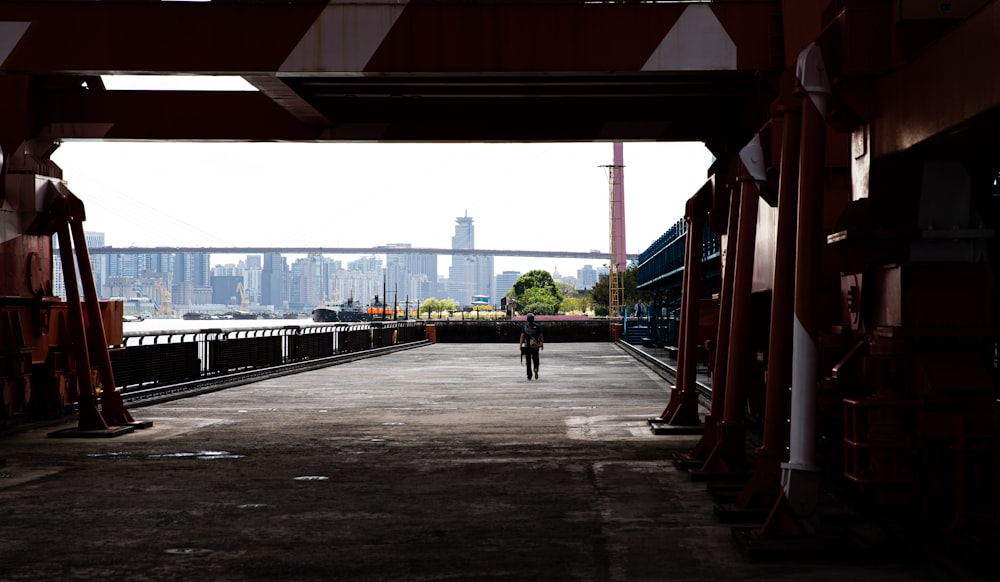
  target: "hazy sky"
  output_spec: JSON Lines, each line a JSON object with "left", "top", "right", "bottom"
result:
{"left": 51, "top": 140, "right": 713, "bottom": 276}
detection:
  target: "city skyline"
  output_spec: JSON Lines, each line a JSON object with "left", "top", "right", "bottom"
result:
{"left": 50, "top": 141, "right": 714, "bottom": 277}
{"left": 57, "top": 224, "right": 609, "bottom": 314}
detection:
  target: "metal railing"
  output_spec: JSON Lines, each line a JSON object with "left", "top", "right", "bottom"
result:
{"left": 112, "top": 321, "right": 427, "bottom": 392}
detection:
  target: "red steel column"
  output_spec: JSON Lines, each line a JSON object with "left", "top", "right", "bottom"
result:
{"left": 56, "top": 223, "right": 109, "bottom": 432}
{"left": 735, "top": 108, "right": 801, "bottom": 510}
{"left": 654, "top": 213, "right": 695, "bottom": 424}
{"left": 700, "top": 160, "right": 759, "bottom": 474}
{"left": 762, "top": 44, "right": 830, "bottom": 535}
{"left": 667, "top": 205, "right": 705, "bottom": 426}
{"left": 688, "top": 182, "right": 740, "bottom": 461}
{"left": 71, "top": 219, "right": 135, "bottom": 426}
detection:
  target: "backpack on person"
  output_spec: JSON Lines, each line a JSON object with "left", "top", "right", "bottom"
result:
{"left": 523, "top": 322, "right": 542, "bottom": 350}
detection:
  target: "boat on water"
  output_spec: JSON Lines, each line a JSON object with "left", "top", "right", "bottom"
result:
{"left": 311, "top": 300, "right": 342, "bottom": 322}
{"left": 311, "top": 296, "right": 373, "bottom": 323}
{"left": 183, "top": 312, "right": 215, "bottom": 321}
{"left": 339, "top": 297, "right": 372, "bottom": 322}
{"left": 229, "top": 310, "right": 260, "bottom": 320}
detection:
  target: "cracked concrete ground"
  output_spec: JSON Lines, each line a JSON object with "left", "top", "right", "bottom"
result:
{"left": 0, "top": 344, "right": 977, "bottom": 581}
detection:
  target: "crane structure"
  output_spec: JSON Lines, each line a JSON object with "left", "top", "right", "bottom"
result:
{"left": 236, "top": 280, "right": 250, "bottom": 313}
{"left": 155, "top": 279, "right": 172, "bottom": 317}
{"left": 604, "top": 143, "right": 626, "bottom": 322}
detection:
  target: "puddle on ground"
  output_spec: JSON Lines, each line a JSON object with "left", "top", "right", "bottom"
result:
{"left": 292, "top": 475, "right": 329, "bottom": 481}
{"left": 87, "top": 451, "right": 131, "bottom": 458}
{"left": 147, "top": 451, "right": 244, "bottom": 460}
{"left": 237, "top": 503, "right": 274, "bottom": 509}
{"left": 164, "top": 548, "right": 212, "bottom": 556}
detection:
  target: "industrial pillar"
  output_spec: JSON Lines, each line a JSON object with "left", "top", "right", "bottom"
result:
{"left": 70, "top": 220, "right": 139, "bottom": 427}
{"left": 687, "top": 178, "right": 740, "bottom": 462}
{"left": 700, "top": 147, "right": 762, "bottom": 475}
{"left": 54, "top": 223, "right": 110, "bottom": 432}
{"left": 668, "top": 202, "right": 706, "bottom": 427}
{"left": 733, "top": 108, "right": 801, "bottom": 512}
{"left": 651, "top": 202, "right": 703, "bottom": 429}
{"left": 761, "top": 43, "right": 829, "bottom": 534}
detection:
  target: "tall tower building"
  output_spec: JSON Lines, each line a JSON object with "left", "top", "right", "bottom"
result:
{"left": 261, "top": 253, "right": 287, "bottom": 309}
{"left": 577, "top": 264, "right": 599, "bottom": 290}
{"left": 447, "top": 212, "right": 492, "bottom": 305}
{"left": 52, "top": 231, "right": 106, "bottom": 299}
{"left": 385, "top": 243, "right": 436, "bottom": 303}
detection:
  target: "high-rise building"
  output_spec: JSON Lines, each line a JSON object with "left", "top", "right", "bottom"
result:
{"left": 261, "top": 253, "right": 287, "bottom": 309}
{"left": 447, "top": 212, "right": 493, "bottom": 305}
{"left": 289, "top": 253, "right": 324, "bottom": 310}
{"left": 385, "top": 244, "right": 436, "bottom": 304}
{"left": 174, "top": 253, "right": 210, "bottom": 288}
{"left": 52, "top": 231, "right": 106, "bottom": 299}
{"left": 348, "top": 255, "right": 382, "bottom": 273}
{"left": 495, "top": 270, "right": 521, "bottom": 301}
{"left": 173, "top": 253, "right": 210, "bottom": 305}
{"left": 577, "top": 264, "right": 599, "bottom": 290}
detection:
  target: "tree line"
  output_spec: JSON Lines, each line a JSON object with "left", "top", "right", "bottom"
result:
{"left": 418, "top": 267, "right": 641, "bottom": 317}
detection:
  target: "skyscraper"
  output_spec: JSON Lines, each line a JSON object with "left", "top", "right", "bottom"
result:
{"left": 577, "top": 264, "right": 599, "bottom": 290}
{"left": 386, "top": 243, "right": 437, "bottom": 303}
{"left": 261, "top": 252, "right": 287, "bottom": 309}
{"left": 52, "top": 231, "right": 105, "bottom": 299}
{"left": 447, "top": 212, "right": 493, "bottom": 305}
{"left": 495, "top": 270, "right": 521, "bottom": 301}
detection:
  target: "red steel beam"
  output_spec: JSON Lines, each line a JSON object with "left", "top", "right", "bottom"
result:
{"left": 873, "top": 0, "right": 1000, "bottom": 156}
{"left": 2, "top": 1, "right": 779, "bottom": 74}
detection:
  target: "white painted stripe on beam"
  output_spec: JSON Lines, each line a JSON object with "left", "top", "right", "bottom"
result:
{"left": 280, "top": 3, "right": 407, "bottom": 74}
{"left": 0, "top": 22, "right": 31, "bottom": 68}
{"left": 739, "top": 134, "right": 767, "bottom": 184}
{"left": 642, "top": 4, "right": 736, "bottom": 71}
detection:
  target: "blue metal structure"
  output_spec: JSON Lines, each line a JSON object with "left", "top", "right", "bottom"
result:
{"left": 636, "top": 218, "right": 721, "bottom": 347}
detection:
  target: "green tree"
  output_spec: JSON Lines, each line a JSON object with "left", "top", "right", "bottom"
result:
{"left": 556, "top": 282, "right": 577, "bottom": 299}
{"left": 508, "top": 269, "right": 564, "bottom": 315}
{"left": 588, "top": 265, "right": 640, "bottom": 315}
{"left": 560, "top": 296, "right": 588, "bottom": 315}
{"left": 420, "top": 297, "right": 439, "bottom": 316}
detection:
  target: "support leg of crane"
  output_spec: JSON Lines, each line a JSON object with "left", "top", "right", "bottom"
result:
{"left": 47, "top": 223, "right": 133, "bottom": 438}
{"left": 730, "top": 486, "right": 888, "bottom": 563}
{"left": 648, "top": 385, "right": 702, "bottom": 435}
{"left": 714, "top": 448, "right": 785, "bottom": 522}
{"left": 70, "top": 219, "right": 150, "bottom": 430}
{"left": 689, "top": 421, "right": 751, "bottom": 482}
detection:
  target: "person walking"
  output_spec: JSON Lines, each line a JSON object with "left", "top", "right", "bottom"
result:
{"left": 519, "top": 313, "right": 544, "bottom": 380}
{"left": 634, "top": 298, "right": 646, "bottom": 324}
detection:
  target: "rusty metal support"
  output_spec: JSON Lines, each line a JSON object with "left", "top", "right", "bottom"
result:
{"left": 761, "top": 43, "right": 829, "bottom": 535}
{"left": 652, "top": 202, "right": 703, "bottom": 427}
{"left": 688, "top": 179, "right": 740, "bottom": 462}
{"left": 700, "top": 163, "right": 759, "bottom": 475}
{"left": 734, "top": 107, "right": 801, "bottom": 510}
{"left": 666, "top": 204, "right": 706, "bottom": 427}
{"left": 70, "top": 219, "right": 135, "bottom": 426}
{"left": 55, "top": 223, "right": 109, "bottom": 432}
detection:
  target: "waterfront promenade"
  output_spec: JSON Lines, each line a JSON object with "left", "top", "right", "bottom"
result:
{"left": 0, "top": 344, "right": 974, "bottom": 581}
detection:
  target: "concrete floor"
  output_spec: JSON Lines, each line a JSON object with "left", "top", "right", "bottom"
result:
{"left": 0, "top": 344, "right": 985, "bottom": 581}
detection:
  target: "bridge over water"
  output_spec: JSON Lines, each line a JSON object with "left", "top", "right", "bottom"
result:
{"left": 87, "top": 246, "right": 639, "bottom": 261}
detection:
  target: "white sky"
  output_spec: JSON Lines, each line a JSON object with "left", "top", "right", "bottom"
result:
{"left": 51, "top": 141, "right": 713, "bottom": 277}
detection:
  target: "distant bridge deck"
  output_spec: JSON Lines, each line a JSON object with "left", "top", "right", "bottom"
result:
{"left": 87, "top": 246, "right": 640, "bottom": 260}
{"left": 0, "top": 343, "right": 952, "bottom": 581}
